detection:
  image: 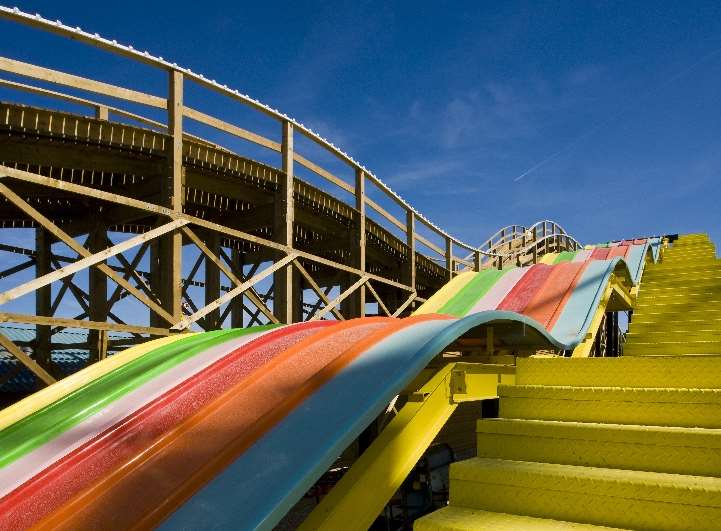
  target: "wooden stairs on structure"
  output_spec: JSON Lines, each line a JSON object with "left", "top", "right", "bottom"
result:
{"left": 416, "top": 234, "right": 721, "bottom": 530}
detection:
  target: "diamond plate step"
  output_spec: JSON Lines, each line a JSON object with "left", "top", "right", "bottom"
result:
{"left": 449, "top": 458, "right": 721, "bottom": 531}
{"left": 623, "top": 341, "right": 721, "bottom": 356}
{"left": 476, "top": 418, "right": 721, "bottom": 476}
{"left": 498, "top": 384, "right": 721, "bottom": 428}
{"left": 414, "top": 506, "right": 624, "bottom": 530}
{"left": 516, "top": 356, "right": 721, "bottom": 388}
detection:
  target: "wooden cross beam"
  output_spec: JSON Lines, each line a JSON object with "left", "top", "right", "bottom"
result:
{"left": 184, "top": 227, "right": 278, "bottom": 325}
{"left": 365, "top": 281, "right": 391, "bottom": 317}
{"left": 293, "top": 260, "right": 344, "bottom": 321}
{"left": 310, "top": 276, "right": 368, "bottom": 322}
{"left": 172, "top": 253, "right": 296, "bottom": 330}
{"left": 0, "top": 220, "right": 186, "bottom": 305}
{"left": 0, "top": 330, "right": 55, "bottom": 385}
{"left": 0, "top": 182, "right": 179, "bottom": 325}
{"left": 392, "top": 291, "right": 417, "bottom": 317}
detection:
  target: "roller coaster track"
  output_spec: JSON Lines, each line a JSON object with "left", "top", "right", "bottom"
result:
{"left": 0, "top": 7, "right": 579, "bottom": 385}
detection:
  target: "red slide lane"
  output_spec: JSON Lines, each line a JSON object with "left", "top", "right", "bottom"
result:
{"left": 607, "top": 245, "right": 629, "bottom": 260}
{"left": 38, "top": 319, "right": 394, "bottom": 530}
{"left": 137, "top": 314, "right": 449, "bottom": 530}
{"left": 591, "top": 247, "right": 611, "bottom": 260}
{"left": 0, "top": 322, "right": 333, "bottom": 530}
{"left": 523, "top": 262, "right": 586, "bottom": 328}
{"left": 497, "top": 264, "right": 554, "bottom": 314}
{"left": 545, "top": 262, "right": 590, "bottom": 330}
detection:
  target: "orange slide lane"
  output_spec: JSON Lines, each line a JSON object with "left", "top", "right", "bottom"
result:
{"left": 37, "top": 317, "right": 413, "bottom": 529}
{"left": 523, "top": 262, "right": 587, "bottom": 329}
{"left": 137, "top": 313, "right": 448, "bottom": 529}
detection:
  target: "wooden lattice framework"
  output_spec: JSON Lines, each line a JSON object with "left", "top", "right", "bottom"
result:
{"left": 0, "top": 8, "right": 580, "bottom": 388}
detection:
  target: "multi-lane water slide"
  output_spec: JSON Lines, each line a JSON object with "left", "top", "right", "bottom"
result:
{"left": 0, "top": 236, "right": 662, "bottom": 530}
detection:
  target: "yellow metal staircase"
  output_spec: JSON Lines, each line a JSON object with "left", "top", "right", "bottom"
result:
{"left": 416, "top": 234, "right": 721, "bottom": 530}
{"left": 625, "top": 233, "right": 721, "bottom": 356}
{"left": 415, "top": 357, "right": 721, "bottom": 530}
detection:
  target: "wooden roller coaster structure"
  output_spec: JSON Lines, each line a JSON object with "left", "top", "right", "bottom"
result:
{"left": 0, "top": 7, "right": 580, "bottom": 388}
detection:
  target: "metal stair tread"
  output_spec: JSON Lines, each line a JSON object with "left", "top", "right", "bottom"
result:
{"left": 414, "top": 506, "right": 625, "bottom": 531}
{"left": 451, "top": 457, "right": 721, "bottom": 508}
{"left": 516, "top": 355, "right": 721, "bottom": 388}
{"left": 498, "top": 384, "right": 721, "bottom": 404}
{"left": 476, "top": 418, "right": 721, "bottom": 448}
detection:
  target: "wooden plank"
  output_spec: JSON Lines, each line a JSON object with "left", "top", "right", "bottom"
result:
{"left": 294, "top": 153, "right": 354, "bottom": 194}
{"left": 87, "top": 226, "right": 108, "bottom": 362}
{"left": 0, "top": 79, "right": 220, "bottom": 147}
{"left": 445, "top": 236, "right": 453, "bottom": 280}
{"left": 172, "top": 253, "right": 296, "bottom": 331}
{"left": 392, "top": 291, "right": 417, "bottom": 317}
{"left": 0, "top": 259, "right": 34, "bottom": 281}
{"left": 366, "top": 197, "right": 406, "bottom": 232}
{"left": 293, "top": 259, "right": 344, "bottom": 321}
{"left": 94, "top": 105, "right": 109, "bottom": 121}
{"left": 365, "top": 281, "right": 390, "bottom": 317}
{"left": 0, "top": 220, "right": 186, "bottom": 305}
{"left": 229, "top": 249, "right": 244, "bottom": 327}
{"left": 310, "top": 275, "right": 368, "bottom": 321}
{"left": 0, "top": 331, "right": 55, "bottom": 385}
{"left": 415, "top": 233, "right": 445, "bottom": 257}
{"left": 0, "top": 56, "right": 166, "bottom": 108}
{"left": 0, "top": 312, "right": 172, "bottom": 336}
{"left": 274, "top": 120, "right": 295, "bottom": 323}
{"left": 406, "top": 210, "right": 416, "bottom": 291}
{"left": 0, "top": 165, "right": 415, "bottom": 292}
{"left": 217, "top": 248, "right": 277, "bottom": 325}
{"left": 35, "top": 228, "right": 51, "bottom": 368}
{"left": 183, "top": 227, "right": 278, "bottom": 324}
{"left": 165, "top": 70, "right": 184, "bottom": 322}
{"left": 183, "top": 106, "right": 281, "bottom": 152}
{"left": 353, "top": 168, "right": 366, "bottom": 316}
{"left": 108, "top": 241, "right": 156, "bottom": 308}
{"left": 203, "top": 231, "right": 221, "bottom": 329}
{"left": 0, "top": 181, "right": 177, "bottom": 324}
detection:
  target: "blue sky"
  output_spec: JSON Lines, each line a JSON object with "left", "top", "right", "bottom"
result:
{"left": 1, "top": 1, "right": 720, "bottom": 250}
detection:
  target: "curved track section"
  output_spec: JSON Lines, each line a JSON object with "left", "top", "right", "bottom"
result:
{"left": 0, "top": 239, "right": 659, "bottom": 529}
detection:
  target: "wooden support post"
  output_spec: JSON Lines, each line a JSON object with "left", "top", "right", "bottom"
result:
{"left": 204, "top": 231, "right": 221, "bottom": 330}
{"left": 34, "top": 228, "right": 51, "bottom": 369}
{"left": 160, "top": 70, "right": 184, "bottom": 324}
{"left": 474, "top": 250, "right": 481, "bottom": 272}
{"left": 292, "top": 266, "right": 304, "bottom": 323}
{"left": 94, "top": 105, "right": 108, "bottom": 121}
{"left": 445, "top": 236, "right": 453, "bottom": 280}
{"left": 95, "top": 330, "right": 109, "bottom": 360}
{"left": 230, "top": 248, "right": 244, "bottom": 328}
{"left": 0, "top": 332, "right": 55, "bottom": 386}
{"left": 347, "top": 168, "right": 366, "bottom": 318}
{"left": 88, "top": 226, "right": 107, "bottom": 362}
{"left": 149, "top": 239, "right": 162, "bottom": 327}
{"left": 406, "top": 209, "right": 416, "bottom": 291}
{"left": 273, "top": 120, "right": 294, "bottom": 323}
{"left": 532, "top": 226, "right": 538, "bottom": 264}
{"left": 486, "top": 326, "right": 494, "bottom": 356}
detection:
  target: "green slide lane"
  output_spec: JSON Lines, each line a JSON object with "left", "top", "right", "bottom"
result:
{"left": 0, "top": 326, "right": 277, "bottom": 468}
{"left": 438, "top": 268, "right": 508, "bottom": 317}
{"left": 553, "top": 251, "right": 577, "bottom": 264}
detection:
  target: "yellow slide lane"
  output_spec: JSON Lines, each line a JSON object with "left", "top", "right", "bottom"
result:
{"left": 0, "top": 334, "right": 192, "bottom": 430}
{"left": 539, "top": 253, "right": 558, "bottom": 265}
{"left": 413, "top": 271, "right": 476, "bottom": 315}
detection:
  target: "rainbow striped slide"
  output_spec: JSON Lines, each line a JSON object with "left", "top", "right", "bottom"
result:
{"left": 0, "top": 238, "right": 659, "bottom": 530}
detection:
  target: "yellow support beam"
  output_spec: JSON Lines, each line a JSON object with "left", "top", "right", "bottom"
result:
{"left": 572, "top": 273, "right": 634, "bottom": 357}
{"left": 299, "top": 363, "right": 515, "bottom": 531}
